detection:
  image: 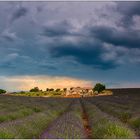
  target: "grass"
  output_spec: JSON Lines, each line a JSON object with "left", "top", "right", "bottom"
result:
{"left": 13, "top": 91, "right": 63, "bottom": 97}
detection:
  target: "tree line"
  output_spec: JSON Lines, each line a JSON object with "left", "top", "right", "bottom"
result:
{"left": 29, "top": 83, "right": 105, "bottom": 93}
{"left": 0, "top": 83, "right": 106, "bottom": 94}
{"left": 29, "top": 87, "right": 67, "bottom": 92}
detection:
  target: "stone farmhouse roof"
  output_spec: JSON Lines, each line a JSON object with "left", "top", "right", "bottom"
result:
{"left": 66, "top": 87, "right": 93, "bottom": 96}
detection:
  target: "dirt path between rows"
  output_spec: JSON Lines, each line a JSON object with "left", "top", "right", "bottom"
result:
{"left": 40, "top": 98, "right": 92, "bottom": 139}
{"left": 80, "top": 99, "right": 92, "bottom": 139}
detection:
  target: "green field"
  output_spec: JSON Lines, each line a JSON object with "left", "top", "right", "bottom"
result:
{"left": 11, "top": 91, "right": 63, "bottom": 97}
{"left": 0, "top": 93, "right": 140, "bottom": 139}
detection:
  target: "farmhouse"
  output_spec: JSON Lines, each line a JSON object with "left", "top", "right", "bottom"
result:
{"left": 65, "top": 87, "right": 93, "bottom": 97}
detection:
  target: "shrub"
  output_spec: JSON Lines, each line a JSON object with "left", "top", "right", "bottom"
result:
{"left": 53, "top": 91, "right": 61, "bottom": 95}
{"left": 20, "top": 91, "right": 25, "bottom": 94}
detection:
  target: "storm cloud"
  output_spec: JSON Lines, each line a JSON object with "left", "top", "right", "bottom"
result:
{"left": 117, "top": 2, "right": 140, "bottom": 26}
{"left": 0, "top": 1, "right": 140, "bottom": 90}
{"left": 90, "top": 25, "right": 140, "bottom": 48}
{"left": 48, "top": 38, "right": 119, "bottom": 70}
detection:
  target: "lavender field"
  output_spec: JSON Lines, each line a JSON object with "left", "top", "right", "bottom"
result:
{"left": 0, "top": 1, "right": 140, "bottom": 139}
{"left": 0, "top": 94, "right": 140, "bottom": 139}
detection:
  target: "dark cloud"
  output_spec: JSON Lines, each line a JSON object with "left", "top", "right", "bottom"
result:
{"left": 117, "top": 2, "right": 140, "bottom": 26}
{"left": 48, "top": 41, "right": 118, "bottom": 70}
{"left": 11, "top": 6, "right": 28, "bottom": 23}
{"left": 41, "top": 20, "right": 74, "bottom": 37}
{"left": 119, "top": 2, "right": 140, "bottom": 16}
{"left": 90, "top": 25, "right": 140, "bottom": 48}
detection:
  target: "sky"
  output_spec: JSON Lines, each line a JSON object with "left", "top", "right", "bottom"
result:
{"left": 0, "top": 1, "right": 140, "bottom": 91}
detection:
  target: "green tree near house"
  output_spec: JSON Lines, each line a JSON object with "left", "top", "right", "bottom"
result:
{"left": 30, "top": 87, "right": 40, "bottom": 92}
{"left": 93, "top": 83, "right": 106, "bottom": 94}
{"left": 0, "top": 89, "right": 6, "bottom": 94}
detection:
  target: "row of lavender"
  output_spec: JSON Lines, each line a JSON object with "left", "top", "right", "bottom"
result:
{"left": 82, "top": 100, "right": 136, "bottom": 138}
{"left": 86, "top": 95, "right": 140, "bottom": 137}
{"left": 0, "top": 96, "right": 72, "bottom": 138}
{"left": 40, "top": 99, "right": 86, "bottom": 139}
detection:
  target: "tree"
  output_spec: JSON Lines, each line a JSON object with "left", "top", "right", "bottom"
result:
{"left": 46, "top": 88, "right": 49, "bottom": 91}
{"left": 30, "top": 87, "right": 40, "bottom": 92}
{"left": 63, "top": 88, "right": 67, "bottom": 92}
{"left": 49, "top": 88, "right": 54, "bottom": 91}
{"left": 93, "top": 83, "right": 105, "bottom": 93}
{"left": 0, "top": 89, "right": 6, "bottom": 94}
{"left": 70, "top": 87, "right": 73, "bottom": 90}
{"left": 55, "top": 88, "right": 61, "bottom": 92}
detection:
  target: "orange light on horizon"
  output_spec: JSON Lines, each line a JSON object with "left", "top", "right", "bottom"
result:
{"left": 0, "top": 75, "right": 94, "bottom": 91}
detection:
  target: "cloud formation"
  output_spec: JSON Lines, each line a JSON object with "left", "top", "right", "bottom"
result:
{"left": 41, "top": 20, "right": 73, "bottom": 37}
{"left": 48, "top": 39, "right": 119, "bottom": 70}
{"left": 117, "top": 2, "right": 140, "bottom": 26}
{"left": 10, "top": 6, "right": 28, "bottom": 23}
{"left": 90, "top": 25, "right": 140, "bottom": 48}
{"left": 0, "top": 2, "right": 140, "bottom": 89}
